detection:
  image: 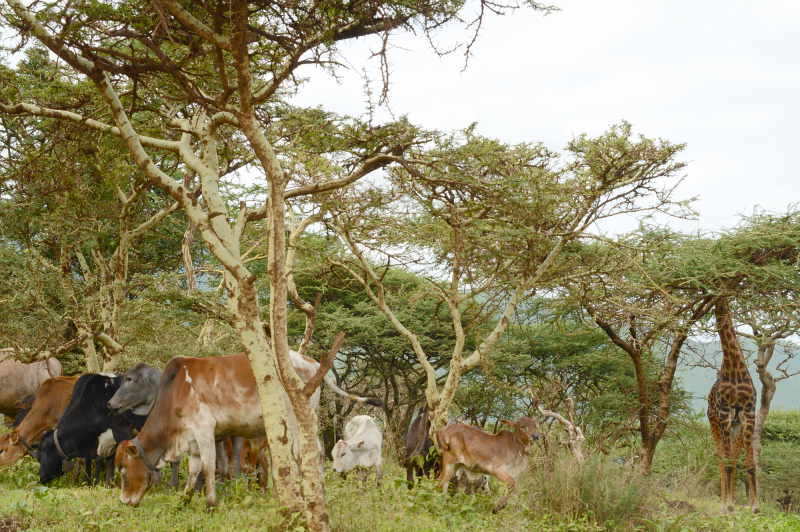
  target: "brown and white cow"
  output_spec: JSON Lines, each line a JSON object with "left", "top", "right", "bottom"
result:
{"left": 436, "top": 417, "right": 539, "bottom": 512}
{"left": 0, "top": 348, "right": 62, "bottom": 417}
{"left": 0, "top": 376, "right": 79, "bottom": 467}
{"left": 115, "top": 351, "right": 381, "bottom": 509}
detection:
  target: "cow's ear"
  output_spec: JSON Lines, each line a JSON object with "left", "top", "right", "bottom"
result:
{"left": 9, "top": 431, "right": 19, "bottom": 444}
{"left": 124, "top": 443, "right": 140, "bottom": 457}
{"left": 500, "top": 419, "right": 515, "bottom": 429}
{"left": 356, "top": 440, "right": 365, "bottom": 448}
{"left": 13, "top": 399, "right": 29, "bottom": 409}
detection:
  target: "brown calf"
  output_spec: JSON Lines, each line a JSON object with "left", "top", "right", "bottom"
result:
{"left": 0, "top": 376, "right": 79, "bottom": 467}
{"left": 436, "top": 417, "right": 539, "bottom": 512}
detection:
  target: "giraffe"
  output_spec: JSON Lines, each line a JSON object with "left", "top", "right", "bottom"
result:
{"left": 707, "top": 298, "right": 759, "bottom": 514}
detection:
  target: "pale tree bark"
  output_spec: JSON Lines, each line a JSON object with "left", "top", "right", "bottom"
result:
{"left": 739, "top": 325, "right": 799, "bottom": 498}
{"left": 183, "top": 221, "right": 198, "bottom": 292}
{"left": 287, "top": 211, "right": 324, "bottom": 356}
{"left": 182, "top": 170, "right": 198, "bottom": 293}
{"left": 6, "top": 330, "right": 123, "bottom": 364}
{"left": 535, "top": 394, "right": 586, "bottom": 463}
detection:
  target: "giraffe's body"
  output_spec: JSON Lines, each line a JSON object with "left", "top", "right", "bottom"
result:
{"left": 707, "top": 299, "right": 759, "bottom": 514}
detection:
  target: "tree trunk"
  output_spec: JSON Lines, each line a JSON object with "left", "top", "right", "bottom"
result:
{"left": 183, "top": 219, "right": 197, "bottom": 292}
{"left": 78, "top": 324, "right": 100, "bottom": 373}
{"left": 753, "top": 343, "right": 776, "bottom": 498}
{"left": 639, "top": 438, "right": 655, "bottom": 476}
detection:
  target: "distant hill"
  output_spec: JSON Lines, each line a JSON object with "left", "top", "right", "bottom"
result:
{"left": 676, "top": 338, "right": 800, "bottom": 413}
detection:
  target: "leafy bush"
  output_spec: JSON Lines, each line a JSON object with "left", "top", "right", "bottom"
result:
{"left": 762, "top": 408, "right": 800, "bottom": 443}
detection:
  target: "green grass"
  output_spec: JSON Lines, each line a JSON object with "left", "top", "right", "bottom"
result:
{"left": 1, "top": 454, "right": 798, "bottom": 532}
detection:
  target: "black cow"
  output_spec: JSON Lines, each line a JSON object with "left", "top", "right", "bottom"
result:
{"left": 405, "top": 403, "right": 441, "bottom": 488}
{"left": 36, "top": 373, "right": 146, "bottom": 485}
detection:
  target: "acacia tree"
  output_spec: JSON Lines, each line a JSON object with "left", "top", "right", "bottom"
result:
{"left": 566, "top": 229, "right": 719, "bottom": 475}
{"left": 0, "top": 53, "right": 187, "bottom": 370}
{"left": 567, "top": 210, "right": 800, "bottom": 476}
{"left": 323, "top": 124, "right": 691, "bottom": 436}
{"left": 0, "top": 0, "right": 553, "bottom": 527}
{"left": 703, "top": 210, "right": 800, "bottom": 495}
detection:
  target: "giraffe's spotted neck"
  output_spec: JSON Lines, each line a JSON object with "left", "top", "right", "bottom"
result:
{"left": 715, "top": 300, "right": 749, "bottom": 376}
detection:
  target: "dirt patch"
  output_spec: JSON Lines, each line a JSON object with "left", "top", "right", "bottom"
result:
{"left": 0, "top": 516, "right": 26, "bottom": 532}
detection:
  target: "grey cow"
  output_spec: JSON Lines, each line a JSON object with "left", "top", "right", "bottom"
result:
{"left": 0, "top": 348, "right": 61, "bottom": 417}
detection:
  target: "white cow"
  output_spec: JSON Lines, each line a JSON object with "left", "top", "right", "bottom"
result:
{"left": 331, "top": 415, "right": 383, "bottom": 488}
{"left": 453, "top": 467, "right": 491, "bottom": 494}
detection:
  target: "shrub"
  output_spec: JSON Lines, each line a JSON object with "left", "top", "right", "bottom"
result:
{"left": 527, "top": 452, "right": 652, "bottom": 528}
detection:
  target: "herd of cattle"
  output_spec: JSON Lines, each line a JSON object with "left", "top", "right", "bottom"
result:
{"left": 0, "top": 348, "right": 540, "bottom": 513}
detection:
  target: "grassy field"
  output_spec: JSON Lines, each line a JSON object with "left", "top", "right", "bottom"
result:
{"left": 1, "top": 450, "right": 799, "bottom": 532}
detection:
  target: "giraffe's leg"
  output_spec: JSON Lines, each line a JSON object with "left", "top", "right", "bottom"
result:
{"left": 743, "top": 417, "right": 760, "bottom": 513}
{"left": 709, "top": 414, "right": 731, "bottom": 514}
{"left": 728, "top": 424, "right": 747, "bottom": 512}
{"left": 722, "top": 423, "right": 739, "bottom": 513}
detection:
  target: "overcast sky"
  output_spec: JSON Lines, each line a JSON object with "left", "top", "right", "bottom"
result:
{"left": 290, "top": 0, "right": 799, "bottom": 235}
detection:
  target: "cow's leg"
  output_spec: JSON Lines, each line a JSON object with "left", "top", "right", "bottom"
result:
{"left": 257, "top": 447, "right": 269, "bottom": 493}
{"left": 104, "top": 456, "right": 115, "bottom": 486}
{"left": 169, "top": 459, "right": 181, "bottom": 490}
{"left": 90, "top": 457, "right": 102, "bottom": 485}
{"left": 83, "top": 456, "right": 93, "bottom": 485}
{"left": 215, "top": 440, "right": 229, "bottom": 482}
{"left": 194, "top": 471, "right": 204, "bottom": 492}
{"left": 358, "top": 468, "right": 367, "bottom": 489}
{"left": 406, "top": 462, "right": 415, "bottom": 489}
{"left": 200, "top": 438, "right": 218, "bottom": 510}
{"left": 230, "top": 437, "right": 243, "bottom": 478}
{"left": 491, "top": 466, "right": 516, "bottom": 513}
{"left": 183, "top": 454, "right": 202, "bottom": 505}
{"left": 376, "top": 461, "right": 383, "bottom": 488}
{"left": 438, "top": 456, "right": 457, "bottom": 494}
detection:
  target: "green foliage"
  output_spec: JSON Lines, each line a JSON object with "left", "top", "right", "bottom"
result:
{"left": 762, "top": 408, "right": 800, "bottom": 443}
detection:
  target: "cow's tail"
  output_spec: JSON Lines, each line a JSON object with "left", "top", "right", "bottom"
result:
{"left": 323, "top": 375, "right": 384, "bottom": 407}
{"left": 436, "top": 429, "right": 450, "bottom": 452}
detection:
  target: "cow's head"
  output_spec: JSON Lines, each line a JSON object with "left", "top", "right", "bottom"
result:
{"left": 0, "top": 431, "right": 29, "bottom": 467}
{"left": 116, "top": 440, "right": 158, "bottom": 506}
{"left": 501, "top": 416, "right": 540, "bottom": 448}
{"left": 35, "top": 429, "right": 65, "bottom": 484}
{"left": 331, "top": 439, "right": 366, "bottom": 474}
{"left": 108, "top": 363, "right": 157, "bottom": 416}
